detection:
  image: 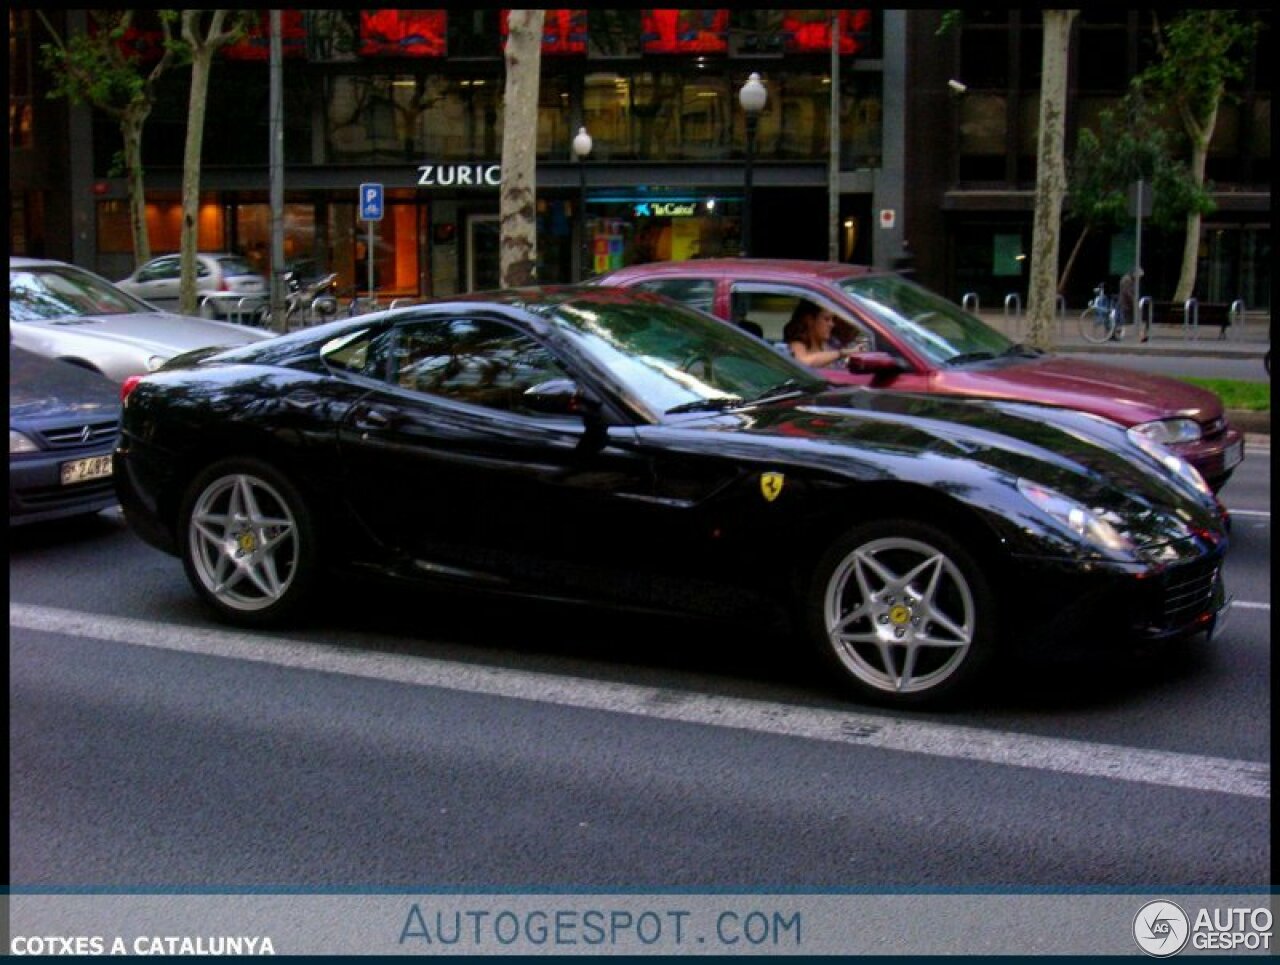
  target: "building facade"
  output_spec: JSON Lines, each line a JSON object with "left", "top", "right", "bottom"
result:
{"left": 10, "top": 9, "right": 1271, "bottom": 311}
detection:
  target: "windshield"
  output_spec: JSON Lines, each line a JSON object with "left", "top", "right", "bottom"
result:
{"left": 10, "top": 265, "right": 154, "bottom": 321}
{"left": 539, "top": 294, "right": 827, "bottom": 421}
{"left": 839, "top": 274, "right": 1014, "bottom": 365}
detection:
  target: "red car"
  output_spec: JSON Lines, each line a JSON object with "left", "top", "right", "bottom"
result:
{"left": 598, "top": 259, "right": 1245, "bottom": 491}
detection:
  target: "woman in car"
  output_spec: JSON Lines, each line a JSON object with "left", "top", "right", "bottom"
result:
{"left": 783, "top": 300, "right": 865, "bottom": 369}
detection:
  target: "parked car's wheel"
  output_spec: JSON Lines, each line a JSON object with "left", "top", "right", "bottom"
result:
{"left": 178, "top": 457, "right": 319, "bottom": 627}
{"left": 802, "top": 519, "right": 997, "bottom": 706}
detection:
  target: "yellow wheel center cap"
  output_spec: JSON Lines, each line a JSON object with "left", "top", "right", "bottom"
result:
{"left": 237, "top": 531, "right": 257, "bottom": 555}
{"left": 889, "top": 604, "right": 911, "bottom": 625}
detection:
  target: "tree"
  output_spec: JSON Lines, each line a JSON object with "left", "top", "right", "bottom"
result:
{"left": 1138, "top": 10, "right": 1258, "bottom": 302}
{"left": 498, "top": 9, "right": 544, "bottom": 288}
{"left": 176, "top": 11, "right": 251, "bottom": 315}
{"left": 37, "top": 11, "right": 179, "bottom": 268}
{"left": 1024, "top": 10, "right": 1076, "bottom": 351}
{"left": 1060, "top": 94, "right": 1212, "bottom": 293}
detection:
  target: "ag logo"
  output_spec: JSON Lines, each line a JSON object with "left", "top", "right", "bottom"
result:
{"left": 760, "top": 472, "right": 785, "bottom": 502}
{"left": 1134, "top": 900, "right": 1190, "bottom": 957}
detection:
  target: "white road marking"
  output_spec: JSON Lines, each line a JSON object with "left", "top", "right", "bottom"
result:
{"left": 9, "top": 602, "right": 1270, "bottom": 801}
{"left": 1229, "top": 509, "right": 1270, "bottom": 519}
{"left": 1233, "top": 601, "right": 1270, "bottom": 611}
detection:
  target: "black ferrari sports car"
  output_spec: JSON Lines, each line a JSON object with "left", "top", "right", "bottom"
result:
{"left": 115, "top": 287, "right": 1231, "bottom": 706}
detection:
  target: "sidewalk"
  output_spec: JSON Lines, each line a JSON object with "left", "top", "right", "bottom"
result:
{"left": 976, "top": 309, "right": 1271, "bottom": 438}
{"left": 976, "top": 309, "right": 1270, "bottom": 359}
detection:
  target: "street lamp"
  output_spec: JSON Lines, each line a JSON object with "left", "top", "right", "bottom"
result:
{"left": 573, "top": 126, "right": 593, "bottom": 280}
{"left": 738, "top": 72, "right": 767, "bottom": 258}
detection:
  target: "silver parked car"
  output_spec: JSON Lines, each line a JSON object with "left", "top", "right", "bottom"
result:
{"left": 116, "top": 251, "right": 268, "bottom": 320}
{"left": 9, "top": 257, "right": 270, "bottom": 382}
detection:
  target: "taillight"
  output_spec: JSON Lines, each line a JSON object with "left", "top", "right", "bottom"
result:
{"left": 121, "top": 375, "right": 144, "bottom": 402}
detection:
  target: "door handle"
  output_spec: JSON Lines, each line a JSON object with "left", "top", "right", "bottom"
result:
{"left": 354, "top": 406, "right": 392, "bottom": 429}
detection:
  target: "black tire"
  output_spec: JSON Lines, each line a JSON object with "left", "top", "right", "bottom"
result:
{"left": 801, "top": 518, "right": 998, "bottom": 707}
{"left": 178, "top": 457, "right": 319, "bottom": 628}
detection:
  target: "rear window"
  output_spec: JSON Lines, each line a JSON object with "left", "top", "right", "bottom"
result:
{"left": 215, "top": 255, "right": 257, "bottom": 276}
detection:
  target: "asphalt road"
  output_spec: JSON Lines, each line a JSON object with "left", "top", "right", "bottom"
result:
{"left": 9, "top": 448, "right": 1270, "bottom": 888}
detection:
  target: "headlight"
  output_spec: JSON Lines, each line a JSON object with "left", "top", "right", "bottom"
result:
{"left": 1130, "top": 418, "right": 1202, "bottom": 445}
{"left": 1126, "top": 427, "right": 1213, "bottom": 498}
{"left": 1017, "top": 478, "right": 1132, "bottom": 552}
{"left": 145, "top": 355, "right": 166, "bottom": 372}
{"left": 10, "top": 429, "right": 40, "bottom": 454}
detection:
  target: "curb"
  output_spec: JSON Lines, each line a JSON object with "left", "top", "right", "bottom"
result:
{"left": 1228, "top": 409, "right": 1270, "bottom": 436}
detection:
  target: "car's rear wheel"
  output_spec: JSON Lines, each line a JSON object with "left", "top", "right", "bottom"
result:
{"left": 178, "top": 457, "right": 318, "bottom": 627}
{"left": 802, "top": 519, "right": 996, "bottom": 707}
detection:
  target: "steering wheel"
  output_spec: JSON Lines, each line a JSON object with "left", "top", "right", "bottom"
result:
{"left": 679, "top": 352, "right": 716, "bottom": 383}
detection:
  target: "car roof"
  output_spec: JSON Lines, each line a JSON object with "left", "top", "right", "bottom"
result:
{"left": 601, "top": 258, "right": 886, "bottom": 284}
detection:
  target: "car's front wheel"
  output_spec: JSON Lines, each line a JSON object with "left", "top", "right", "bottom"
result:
{"left": 178, "top": 457, "right": 318, "bottom": 627}
{"left": 802, "top": 519, "right": 996, "bottom": 707}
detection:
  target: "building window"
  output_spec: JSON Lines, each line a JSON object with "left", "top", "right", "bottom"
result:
{"left": 9, "top": 10, "right": 33, "bottom": 150}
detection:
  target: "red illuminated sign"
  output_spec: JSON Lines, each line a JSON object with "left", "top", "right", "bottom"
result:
{"left": 360, "top": 10, "right": 447, "bottom": 58}
{"left": 641, "top": 10, "right": 728, "bottom": 54}
{"left": 223, "top": 11, "right": 306, "bottom": 61}
{"left": 782, "top": 9, "right": 872, "bottom": 54}
{"left": 500, "top": 10, "right": 588, "bottom": 55}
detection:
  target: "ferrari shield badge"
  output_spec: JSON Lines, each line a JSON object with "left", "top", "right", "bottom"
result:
{"left": 760, "top": 472, "right": 785, "bottom": 503}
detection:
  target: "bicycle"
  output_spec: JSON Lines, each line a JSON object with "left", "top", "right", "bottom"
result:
{"left": 1078, "top": 282, "right": 1124, "bottom": 344}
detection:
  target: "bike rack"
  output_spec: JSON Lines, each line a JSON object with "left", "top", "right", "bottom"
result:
{"left": 1004, "top": 293, "right": 1023, "bottom": 336}
{"left": 961, "top": 293, "right": 980, "bottom": 314}
{"left": 389, "top": 298, "right": 415, "bottom": 310}
{"left": 1138, "top": 295, "right": 1154, "bottom": 340}
{"left": 1183, "top": 297, "right": 1199, "bottom": 341}
{"left": 1228, "top": 299, "right": 1247, "bottom": 341}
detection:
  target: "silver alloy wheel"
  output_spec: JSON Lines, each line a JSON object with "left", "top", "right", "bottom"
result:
{"left": 188, "top": 472, "right": 299, "bottom": 613}
{"left": 822, "top": 535, "right": 976, "bottom": 695}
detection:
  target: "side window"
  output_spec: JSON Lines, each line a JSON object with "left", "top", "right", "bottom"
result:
{"left": 139, "top": 257, "right": 178, "bottom": 282}
{"left": 730, "top": 288, "right": 876, "bottom": 350}
{"left": 391, "top": 317, "right": 575, "bottom": 416}
{"left": 730, "top": 290, "right": 803, "bottom": 343}
{"left": 632, "top": 278, "right": 717, "bottom": 316}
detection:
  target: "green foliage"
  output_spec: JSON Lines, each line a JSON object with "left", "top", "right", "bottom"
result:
{"left": 1181, "top": 377, "right": 1270, "bottom": 412}
{"left": 1067, "top": 94, "right": 1213, "bottom": 233}
{"left": 1139, "top": 11, "right": 1260, "bottom": 129}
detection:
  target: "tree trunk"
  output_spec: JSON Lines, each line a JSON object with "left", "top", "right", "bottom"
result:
{"left": 121, "top": 106, "right": 151, "bottom": 267}
{"left": 179, "top": 47, "right": 216, "bottom": 315}
{"left": 1025, "top": 10, "right": 1076, "bottom": 350}
{"left": 499, "top": 10, "right": 544, "bottom": 289}
{"left": 1174, "top": 105, "right": 1216, "bottom": 303}
{"left": 1057, "top": 224, "right": 1090, "bottom": 295}
{"left": 178, "top": 11, "right": 235, "bottom": 316}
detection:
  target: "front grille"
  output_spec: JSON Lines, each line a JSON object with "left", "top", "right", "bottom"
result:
{"left": 1151, "top": 558, "right": 1220, "bottom": 633}
{"left": 37, "top": 420, "right": 119, "bottom": 451}
{"left": 16, "top": 478, "right": 116, "bottom": 508}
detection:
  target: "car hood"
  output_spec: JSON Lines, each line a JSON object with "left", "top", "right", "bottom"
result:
{"left": 674, "top": 387, "right": 1223, "bottom": 550}
{"left": 9, "top": 347, "right": 119, "bottom": 421}
{"left": 13, "top": 312, "right": 269, "bottom": 353}
{"left": 932, "top": 355, "right": 1225, "bottom": 426}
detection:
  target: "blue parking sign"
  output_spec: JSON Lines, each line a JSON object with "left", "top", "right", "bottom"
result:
{"left": 359, "top": 183, "right": 384, "bottom": 222}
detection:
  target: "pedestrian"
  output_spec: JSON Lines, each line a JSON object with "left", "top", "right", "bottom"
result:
{"left": 1118, "top": 268, "right": 1145, "bottom": 342}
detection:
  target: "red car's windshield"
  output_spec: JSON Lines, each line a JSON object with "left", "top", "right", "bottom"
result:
{"left": 839, "top": 274, "right": 1014, "bottom": 365}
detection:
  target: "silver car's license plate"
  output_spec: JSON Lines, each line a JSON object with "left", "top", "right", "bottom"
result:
{"left": 60, "top": 454, "right": 113, "bottom": 485}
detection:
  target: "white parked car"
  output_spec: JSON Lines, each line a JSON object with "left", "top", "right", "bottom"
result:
{"left": 116, "top": 252, "right": 268, "bottom": 320}
{"left": 9, "top": 257, "right": 271, "bottom": 382}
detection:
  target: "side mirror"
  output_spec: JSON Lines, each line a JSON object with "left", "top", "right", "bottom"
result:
{"left": 522, "top": 378, "right": 602, "bottom": 417}
{"left": 845, "top": 351, "right": 906, "bottom": 376}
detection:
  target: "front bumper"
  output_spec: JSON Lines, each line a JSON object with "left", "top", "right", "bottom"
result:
{"left": 1176, "top": 424, "right": 1245, "bottom": 488}
{"left": 1008, "top": 548, "right": 1230, "bottom": 652}
{"left": 9, "top": 447, "right": 118, "bottom": 525}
